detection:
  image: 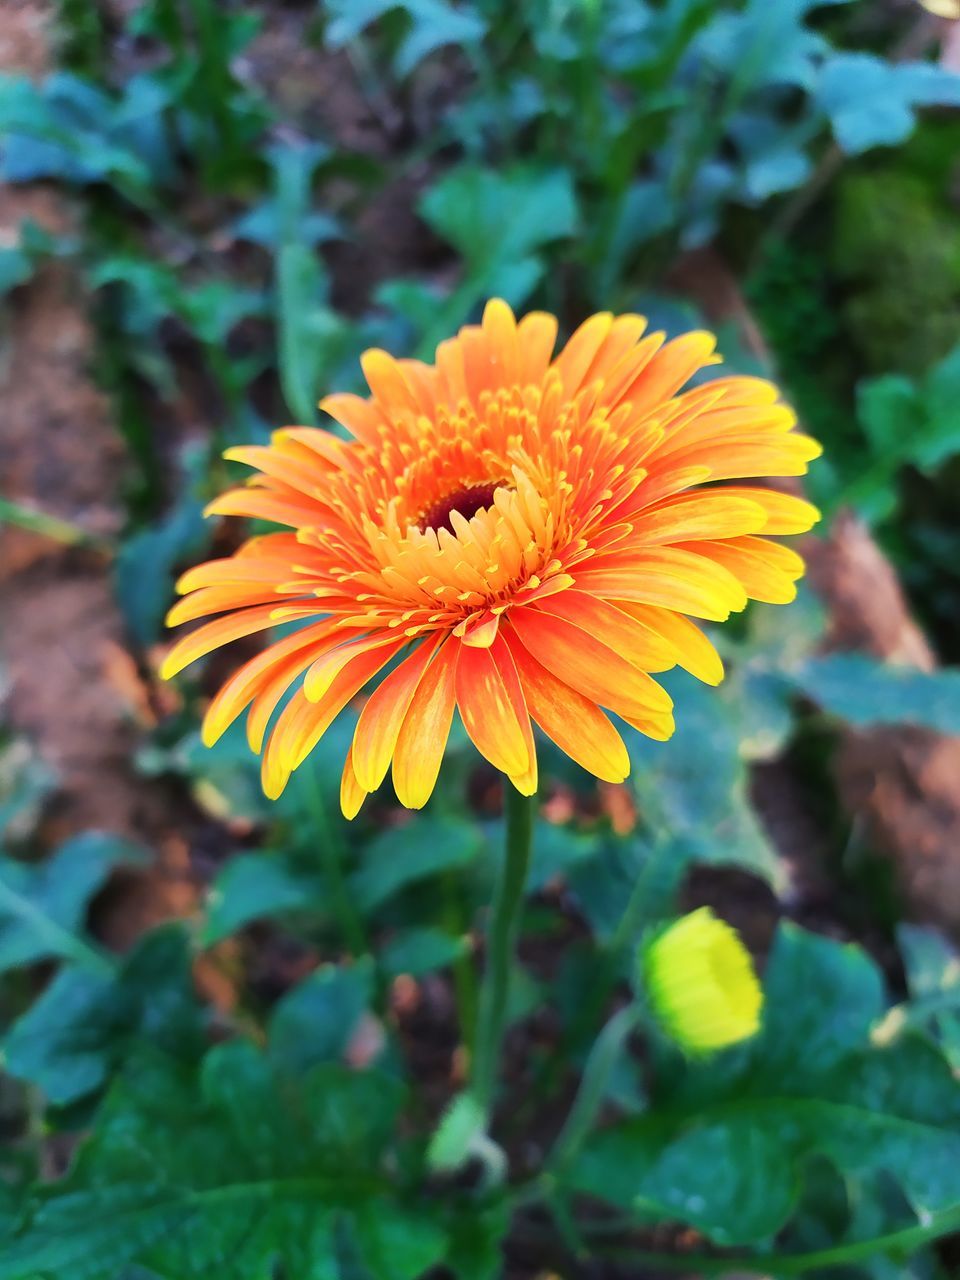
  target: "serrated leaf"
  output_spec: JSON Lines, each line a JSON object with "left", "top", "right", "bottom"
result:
{"left": 622, "top": 675, "right": 782, "bottom": 889}
{"left": 0, "top": 832, "right": 147, "bottom": 975}
{"left": 0, "top": 1042, "right": 447, "bottom": 1280}
{"left": 564, "top": 926, "right": 960, "bottom": 1246}
{"left": 792, "top": 655, "right": 960, "bottom": 735}
{"left": 3, "top": 926, "right": 204, "bottom": 1105}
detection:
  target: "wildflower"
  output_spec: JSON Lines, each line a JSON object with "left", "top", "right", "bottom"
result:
{"left": 164, "top": 300, "right": 820, "bottom": 816}
{"left": 640, "top": 907, "right": 762, "bottom": 1053}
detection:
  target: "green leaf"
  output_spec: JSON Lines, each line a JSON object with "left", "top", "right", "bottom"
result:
{"left": 263, "top": 142, "right": 358, "bottom": 424}
{"left": 916, "top": 343, "right": 960, "bottom": 472}
{"left": 234, "top": 142, "right": 340, "bottom": 249}
{"left": 792, "top": 655, "right": 960, "bottom": 735}
{"left": 564, "top": 926, "right": 960, "bottom": 1247}
{"left": 0, "top": 1042, "right": 447, "bottom": 1280}
{"left": 892, "top": 925, "right": 960, "bottom": 1070}
{"left": 324, "top": 1, "right": 486, "bottom": 78}
{"left": 418, "top": 164, "right": 577, "bottom": 329}
{"left": 0, "top": 73, "right": 158, "bottom": 197}
{"left": 858, "top": 375, "right": 922, "bottom": 458}
{"left": 529, "top": 823, "right": 601, "bottom": 892}
{"left": 114, "top": 445, "right": 210, "bottom": 647}
{"left": 380, "top": 927, "right": 469, "bottom": 978}
{"left": 3, "top": 925, "right": 204, "bottom": 1105}
{"left": 817, "top": 55, "right": 960, "bottom": 155}
{"left": 900, "top": 925, "right": 960, "bottom": 1002}
{"left": 277, "top": 243, "right": 352, "bottom": 424}
{"left": 268, "top": 960, "right": 375, "bottom": 1073}
{"left": 350, "top": 817, "right": 484, "bottom": 913}
{"left": 623, "top": 675, "right": 783, "bottom": 889}
{"left": 201, "top": 850, "right": 323, "bottom": 946}
{"left": 0, "top": 245, "right": 32, "bottom": 294}
{"left": 0, "top": 832, "right": 147, "bottom": 975}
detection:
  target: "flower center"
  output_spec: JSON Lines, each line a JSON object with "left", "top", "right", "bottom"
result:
{"left": 418, "top": 481, "right": 503, "bottom": 534}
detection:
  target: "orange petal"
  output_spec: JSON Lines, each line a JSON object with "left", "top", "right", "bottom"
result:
{"left": 582, "top": 314, "right": 648, "bottom": 386}
{"left": 516, "top": 311, "right": 558, "bottom": 385}
{"left": 161, "top": 604, "right": 319, "bottom": 680}
{"left": 686, "top": 537, "right": 804, "bottom": 604}
{"left": 222, "top": 444, "right": 329, "bottom": 495}
{"left": 573, "top": 548, "right": 748, "bottom": 621}
{"left": 319, "top": 392, "right": 385, "bottom": 446}
{"left": 618, "top": 331, "right": 718, "bottom": 412}
{"left": 261, "top": 641, "right": 405, "bottom": 798}
{"left": 340, "top": 747, "right": 368, "bottom": 820}
{"left": 175, "top": 554, "right": 298, "bottom": 595}
{"left": 361, "top": 348, "right": 421, "bottom": 417}
{"left": 531, "top": 590, "right": 677, "bottom": 672}
{"left": 719, "top": 487, "right": 821, "bottom": 534}
{"left": 628, "top": 491, "right": 769, "bottom": 545}
{"left": 166, "top": 585, "right": 290, "bottom": 627}
{"left": 457, "top": 610, "right": 501, "bottom": 648}
{"left": 392, "top": 638, "right": 458, "bottom": 809}
{"left": 455, "top": 638, "right": 532, "bottom": 779}
{"left": 506, "top": 628, "right": 629, "bottom": 783}
{"left": 201, "top": 618, "right": 338, "bottom": 746}
{"left": 509, "top": 605, "right": 673, "bottom": 727}
{"left": 482, "top": 298, "right": 519, "bottom": 388}
{"left": 204, "top": 488, "right": 322, "bottom": 527}
{"left": 304, "top": 631, "right": 403, "bottom": 703}
{"left": 351, "top": 635, "right": 442, "bottom": 792}
{"left": 553, "top": 312, "right": 613, "bottom": 396}
{"left": 613, "top": 603, "right": 724, "bottom": 686}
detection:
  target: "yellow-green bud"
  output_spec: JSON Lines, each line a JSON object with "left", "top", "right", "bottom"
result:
{"left": 640, "top": 908, "right": 762, "bottom": 1054}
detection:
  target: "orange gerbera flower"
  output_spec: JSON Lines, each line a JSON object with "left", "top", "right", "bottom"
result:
{"left": 163, "top": 300, "right": 820, "bottom": 817}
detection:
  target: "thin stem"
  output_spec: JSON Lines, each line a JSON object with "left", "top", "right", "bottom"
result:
{"left": 471, "top": 786, "right": 536, "bottom": 1117}
{"left": 545, "top": 1005, "right": 641, "bottom": 1175}
{"left": 610, "top": 833, "right": 678, "bottom": 953}
{"left": 0, "top": 497, "right": 113, "bottom": 555}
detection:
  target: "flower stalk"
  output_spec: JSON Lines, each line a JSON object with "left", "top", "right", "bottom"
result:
{"left": 545, "top": 1003, "right": 642, "bottom": 1175}
{"left": 471, "top": 786, "right": 536, "bottom": 1119}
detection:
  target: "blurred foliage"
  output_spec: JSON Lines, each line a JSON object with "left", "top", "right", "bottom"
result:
{"left": 3, "top": 0, "right": 960, "bottom": 1275}
{"left": 833, "top": 172, "right": 960, "bottom": 378}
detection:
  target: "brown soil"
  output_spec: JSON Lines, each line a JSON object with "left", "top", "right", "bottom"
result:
{"left": 0, "top": 0, "right": 199, "bottom": 942}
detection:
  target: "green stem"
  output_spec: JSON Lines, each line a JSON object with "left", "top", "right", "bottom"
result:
{"left": 0, "top": 497, "right": 112, "bottom": 554}
{"left": 471, "top": 786, "right": 536, "bottom": 1118}
{"left": 546, "top": 1004, "right": 641, "bottom": 1175}
{"left": 610, "top": 833, "right": 683, "bottom": 954}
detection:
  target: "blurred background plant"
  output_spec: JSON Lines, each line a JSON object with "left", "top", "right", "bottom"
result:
{"left": 3, "top": 0, "right": 960, "bottom": 1276}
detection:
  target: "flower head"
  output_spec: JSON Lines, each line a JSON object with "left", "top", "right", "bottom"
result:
{"left": 164, "top": 300, "right": 820, "bottom": 816}
{"left": 639, "top": 907, "right": 763, "bottom": 1054}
